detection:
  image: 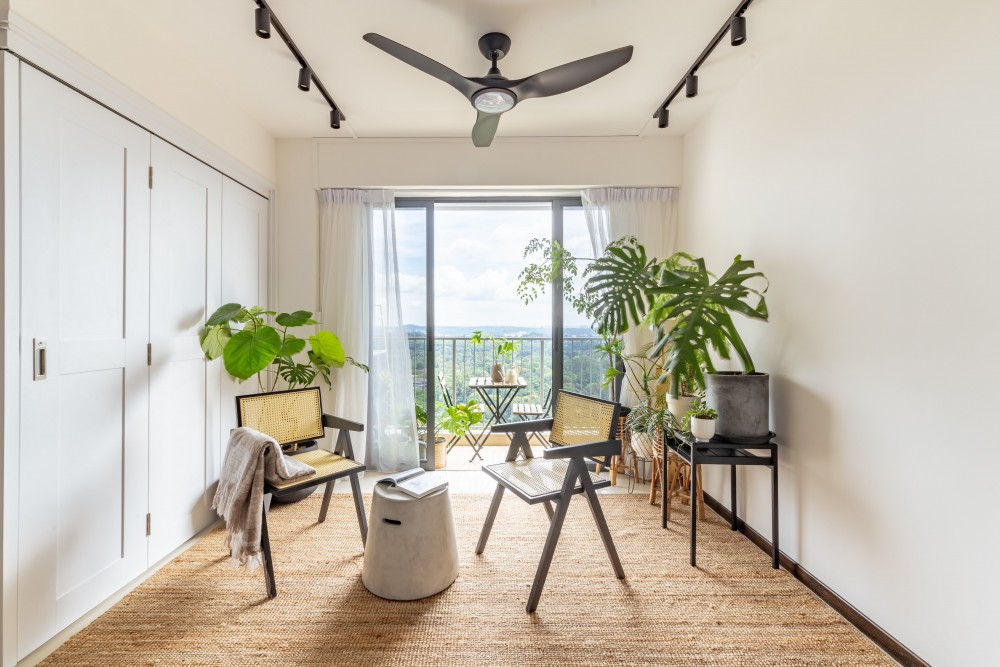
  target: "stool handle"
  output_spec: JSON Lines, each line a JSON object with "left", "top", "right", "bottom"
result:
{"left": 383, "top": 518, "right": 401, "bottom": 526}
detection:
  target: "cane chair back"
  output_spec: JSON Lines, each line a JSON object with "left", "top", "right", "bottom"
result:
{"left": 236, "top": 387, "right": 324, "bottom": 446}
{"left": 549, "top": 391, "right": 619, "bottom": 466}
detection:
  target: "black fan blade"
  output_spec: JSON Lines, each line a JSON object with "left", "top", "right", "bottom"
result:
{"left": 508, "top": 45, "right": 633, "bottom": 100}
{"left": 363, "top": 33, "right": 480, "bottom": 98}
{"left": 471, "top": 111, "right": 502, "bottom": 148}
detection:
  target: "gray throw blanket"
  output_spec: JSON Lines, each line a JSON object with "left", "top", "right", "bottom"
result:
{"left": 213, "top": 427, "right": 317, "bottom": 570}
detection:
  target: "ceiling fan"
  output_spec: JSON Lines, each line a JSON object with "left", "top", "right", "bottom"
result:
{"left": 363, "top": 32, "right": 634, "bottom": 147}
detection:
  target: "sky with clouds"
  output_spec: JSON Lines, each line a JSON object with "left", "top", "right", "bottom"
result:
{"left": 395, "top": 204, "right": 595, "bottom": 331}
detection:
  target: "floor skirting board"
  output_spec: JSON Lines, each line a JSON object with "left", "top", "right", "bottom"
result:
{"left": 700, "top": 492, "right": 928, "bottom": 667}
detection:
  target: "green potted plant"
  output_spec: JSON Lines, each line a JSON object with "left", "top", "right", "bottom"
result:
{"left": 434, "top": 400, "right": 483, "bottom": 469}
{"left": 585, "top": 241, "right": 770, "bottom": 443}
{"left": 470, "top": 330, "right": 518, "bottom": 383}
{"left": 200, "top": 303, "right": 367, "bottom": 392}
{"left": 685, "top": 401, "right": 719, "bottom": 442}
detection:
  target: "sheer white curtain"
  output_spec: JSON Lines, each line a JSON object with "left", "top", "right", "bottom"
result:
{"left": 319, "top": 189, "right": 419, "bottom": 472}
{"left": 582, "top": 187, "right": 680, "bottom": 407}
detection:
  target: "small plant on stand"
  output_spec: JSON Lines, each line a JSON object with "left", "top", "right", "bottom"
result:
{"left": 470, "top": 330, "right": 518, "bottom": 383}
{"left": 685, "top": 401, "right": 719, "bottom": 442}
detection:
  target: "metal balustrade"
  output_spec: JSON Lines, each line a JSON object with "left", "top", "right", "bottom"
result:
{"left": 408, "top": 335, "right": 611, "bottom": 422}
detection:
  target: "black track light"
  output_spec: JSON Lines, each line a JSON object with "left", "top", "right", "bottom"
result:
{"left": 330, "top": 108, "right": 341, "bottom": 130}
{"left": 255, "top": 6, "right": 271, "bottom": 39}
{"left": 298, "top": 66, "right": 312, "bottom": 91}
{"left": 658, "top": 107, "right": 669, "bottom": 129}
{"left": 685, "top": 73, "right": 699, "bottom": 98}
{"left": 731, "top": 15, "right": 747, "bottom": 46}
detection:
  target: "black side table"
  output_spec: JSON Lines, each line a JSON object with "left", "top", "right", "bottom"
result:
{"left": 663, "top": 431, "right": 779, "bottom": 569}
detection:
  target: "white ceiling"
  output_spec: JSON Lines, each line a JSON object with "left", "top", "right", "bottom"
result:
{"left": 21, "top": 0, "right": 804, "bottom": 143}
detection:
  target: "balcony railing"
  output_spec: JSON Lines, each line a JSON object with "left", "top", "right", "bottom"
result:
{"left": 408, "top": 335, "right": 611, "bottom": 422}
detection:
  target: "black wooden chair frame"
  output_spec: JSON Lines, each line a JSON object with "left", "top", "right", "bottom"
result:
{"left": 236, "top": 390, "right": 368, "bottom": 600}
{"left": 476, "top": 390, "right": 625, "bottom": 612}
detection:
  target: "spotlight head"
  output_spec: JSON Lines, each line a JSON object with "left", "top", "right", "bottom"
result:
{"left": 658, "top": 107, "right": 669, "bottom": 129}
{"left": 685, "top": 73, "right": 699, "bottom": 98}
{"left": 298, "top": 66, "right": 312, "bottom": 92}
{"left": 255, "top": 6, "right": 271, "bottom": 39}
{"left": 731, "top": 15, "right": 747, "bottom": 46}
{"left": 330, "top": 108, "right": 341, "bottom": 130}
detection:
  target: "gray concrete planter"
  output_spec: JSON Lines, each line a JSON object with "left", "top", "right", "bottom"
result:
{"left": 705, "top": 372, "right": 770, "bottom": 444}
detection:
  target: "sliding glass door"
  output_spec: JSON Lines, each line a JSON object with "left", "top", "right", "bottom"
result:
{"left": 396, "top": 196, "right": 609, "bottom": 470}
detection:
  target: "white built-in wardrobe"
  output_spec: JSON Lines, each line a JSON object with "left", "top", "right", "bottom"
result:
{"left": 10, "top": 62, "right": 269, "bottom": 660}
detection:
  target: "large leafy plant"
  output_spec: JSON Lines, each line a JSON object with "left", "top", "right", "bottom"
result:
{"left": 201, "top": 303, "right": 366, "bottom": 392}
{"left": 585, "top": 245, "right": 768, "bottom": 397}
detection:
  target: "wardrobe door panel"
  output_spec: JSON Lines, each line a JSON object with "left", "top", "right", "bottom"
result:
{"left": 148, "top": 137, "right": 222, "bottom": 564}
{"left": 17, "top": 65, "right": 151, "bottom": 659}
{"left": 220, "top": 177, "right": 269, "bottom": 449}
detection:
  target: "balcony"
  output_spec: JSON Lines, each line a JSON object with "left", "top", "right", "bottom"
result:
{"left": 408, "top": 335, "right": 611, "bottom": 423}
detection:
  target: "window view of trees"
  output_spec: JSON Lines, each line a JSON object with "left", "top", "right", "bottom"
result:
{"left": 396, "top": 201, "right": 610, "bottom": 426}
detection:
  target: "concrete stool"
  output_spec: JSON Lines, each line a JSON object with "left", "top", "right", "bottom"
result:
{"left": 362, "top": 483, "right": 459, "bottom": 600}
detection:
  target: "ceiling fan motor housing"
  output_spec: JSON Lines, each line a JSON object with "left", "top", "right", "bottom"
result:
{"left": 478, "top": 32, "right": 512, "bottom": 60}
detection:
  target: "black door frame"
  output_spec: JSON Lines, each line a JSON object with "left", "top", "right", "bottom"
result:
{"left": 394, "top": 196, "right": 583, "bottom": 470}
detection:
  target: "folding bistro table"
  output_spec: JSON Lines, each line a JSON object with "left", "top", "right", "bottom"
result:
{"left": 467, "top": 376, "right": 527, "bottom": 461}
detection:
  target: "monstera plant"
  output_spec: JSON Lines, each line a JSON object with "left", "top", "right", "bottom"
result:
{"left": 201, "top": 303, "right": 367, "bottom": 392}
{"left": 585, "top": 243, "right": 768, "bottom": 398}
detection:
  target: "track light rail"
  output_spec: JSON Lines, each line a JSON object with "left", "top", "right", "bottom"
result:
{"left": 254, "top": 0, "right": 345, "bottom": 123}
{"left": 652, "top": 0, "right": 753, "bottom": 118}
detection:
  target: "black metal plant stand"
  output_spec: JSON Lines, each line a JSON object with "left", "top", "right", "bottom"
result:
{"left": 663, "top": 430, "right": 779, "bottom": 569}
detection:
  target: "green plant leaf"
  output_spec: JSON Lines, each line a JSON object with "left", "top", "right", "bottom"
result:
{"left": 584, "top": 238, "right": 659, "bottom": 336}
{"left": 275, "top": 310, "right": 317, "bottom": 327}
{"left": 200, "top": 325, "right": 231, "bottom": 360}
{"left": 278, "top": 337, "right": 306, "bottom": 357}
{"left": 309, "top": 331, "right": 345, "bottom": 367}
{"left": 648, "top": 254, "right": 769, "bottom": 395}
{"left": 206, "top": 303, "right": 243, "bottom": 326}
{"left": 278, "top": 361, "right": 316, "bottom": 389}
{"left": 222, "top": 326, "right": 281, "bottom": 380}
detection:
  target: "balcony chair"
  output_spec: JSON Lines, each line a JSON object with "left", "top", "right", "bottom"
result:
{"left": 235, "top": 387, "right": 368, "bottom": 599}
{"left": 511, "top": 386, "right": 553, "bottom": 447}
{"left": 476, "top": 390, "right": 625, "bottom": 612}
{"left": 436, "top": 371, "right": 477, "bottom": 453}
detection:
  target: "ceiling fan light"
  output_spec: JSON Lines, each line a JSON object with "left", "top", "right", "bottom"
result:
{"left": 254, "top": 6, "right": 271, "bottom": 39}
{"left": 472, "top": 88, "right": 516, "bottom": 114}
{"left": 731, "top": 15, "right": 747, "bottom": 46}
{"left": 686, "top": 73, "right": 699, "bottom": 98}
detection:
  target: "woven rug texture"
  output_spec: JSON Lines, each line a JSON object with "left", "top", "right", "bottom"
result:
{"left": 41, "top": 493, "right": 895, "bottom": 666}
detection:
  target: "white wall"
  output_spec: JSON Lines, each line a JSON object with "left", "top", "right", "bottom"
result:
{"left": 274, "top": 137, "right": 683, "bottom": 312}
{"left": 679, "top": 1, "right": 1000, "bottom": 664}
{"left": 8, "top": 0, "right": 276, "bottom": 180}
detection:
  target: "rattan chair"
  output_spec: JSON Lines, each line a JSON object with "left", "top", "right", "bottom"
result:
{"left": 476, "top": 390, "right": 625, "bottom": 612}
{"left": 235, "top": 387, "right": 368, "bottom": 599}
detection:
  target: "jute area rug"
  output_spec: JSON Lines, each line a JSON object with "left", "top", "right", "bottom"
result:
{"left": 42, "top": 493, "right": 895, "bottom": 666}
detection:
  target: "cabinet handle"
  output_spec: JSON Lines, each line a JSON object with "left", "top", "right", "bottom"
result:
{"left": 33, "top": 338, "right": 47, "bottom": 381}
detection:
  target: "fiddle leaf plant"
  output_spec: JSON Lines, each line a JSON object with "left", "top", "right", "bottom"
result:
{"left": 201, "top": 303, "right": 367, "bottom": 392}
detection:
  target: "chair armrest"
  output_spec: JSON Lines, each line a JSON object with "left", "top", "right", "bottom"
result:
{"left": 322, "top": 414, "right": 365, "bottom": 432}
{"left": 543, "top": 439, "right": 620, "bottom": 460}
{"left": 491, "top": 418, "right": 554, "bottom": 433}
